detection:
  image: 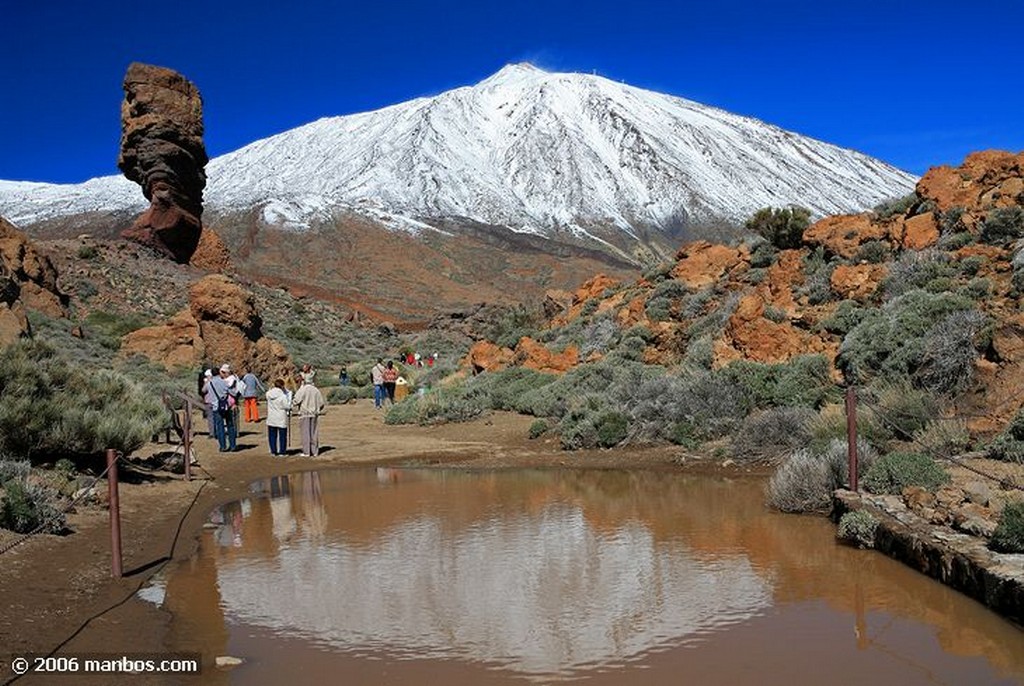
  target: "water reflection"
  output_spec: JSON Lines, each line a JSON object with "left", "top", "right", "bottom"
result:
{"left": 165, "top": 469, "right": 1024, "bottom": 685}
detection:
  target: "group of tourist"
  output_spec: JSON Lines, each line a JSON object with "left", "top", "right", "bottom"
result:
{"left": 198, "top": 362, "right": 326, "bottom": 458}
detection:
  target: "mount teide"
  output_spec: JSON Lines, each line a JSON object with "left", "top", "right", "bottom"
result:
{"left": 0, "top": 64, "right": 917, "bottom": 319}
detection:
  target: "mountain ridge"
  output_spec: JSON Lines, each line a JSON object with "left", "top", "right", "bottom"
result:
{"left": 0, "top": 63, "right": 916, "bottom": 246}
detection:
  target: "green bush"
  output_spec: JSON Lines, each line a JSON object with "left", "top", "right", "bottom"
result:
{"left": 873, "top": 193, "right": 917, "bottom": 220}
{"left": 326, "top": 386, "right": 361, "bottom": 404}
{"left": 821, "top": 300, "right": 868, "bottom": 336}
{"left": 76, "top": 245, "right": 99, "bottom": 260}
{"left": 528, "top": 419, "right": 548, "bottom": 439}
{"left": 939, "top": 206, "right": 968, "bottom": 236}
{"left": 0, "top": 340, "right": 164, "bottom": 460}
{"left": 837, "top": 510, "right": 879, "bottom": 548}
{"left": 836, "top": 289, "right": 975, "bottom": 384}
{"left": 800, "top": 247, "right": 836, "bottom": 305}
{"left": 881, "top": 250, "right": 956, "bottom": 300}
{"left": 749, "top": 239, "right": 777, "bottom": 268}
{"left": 986, "top": 408, "right": 1024, "bottom": 463}
{"left": 989, "top": 502, "right": 1024, "bottom": 553}
{"left": 912, "top": 419, "right": 971, "bottom": 458}
{"left": 862, "top": 451, "right": 949, "bottom": 495}
{"left": 745, "top": 206, "right": 812, "bottom": 250}
{"left": 721, "top": 355, "right": 836, "bottom": 410}
{"left": 645, "top": 280, "right": 689, "bottom": 322}
{"left": 284, "top": 324, "right": 313, "bottom": 342}
{"left": 855, "top": 240, "right": 891, "bottom": 264}
{"left": 595, "top": 412, "right": 628, "bottom": 448}
{"left": 979, "top": 207, "right": 1024, "bottom": 245}
{"left": 914, "top": 309, "right": 989, "bottom": 395}
{"left": 0, "top": 479, "right": 66, "bottom": 534}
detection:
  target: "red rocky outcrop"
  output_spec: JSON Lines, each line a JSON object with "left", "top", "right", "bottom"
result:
{"left": 121, "top": 275, "right": 291, "bottom": 381}
{"left": 118, "top": 63, "right": 208, "bottom": 264}
{"left": 0, "top": 216, "right": 68, "bottom": 345}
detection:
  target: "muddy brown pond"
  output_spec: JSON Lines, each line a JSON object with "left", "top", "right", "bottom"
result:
{"left": 154, "top": 469, "right": 1024, "bottom": 685}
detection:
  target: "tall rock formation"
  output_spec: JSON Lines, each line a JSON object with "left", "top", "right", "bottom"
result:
{"left": 118, "top": 62, "right": 208, "bottom": 263}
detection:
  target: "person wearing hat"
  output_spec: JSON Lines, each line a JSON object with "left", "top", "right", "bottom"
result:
{"left": 208, "top": 364, "right": 241, "bottom": 452}
{"left": 201, "top": 369, "right": 216, "bottom": 438}
{"left": 292, "top": 373, "right": 326, "bottom": 457}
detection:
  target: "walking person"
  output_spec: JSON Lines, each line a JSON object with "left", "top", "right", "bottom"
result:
{"left": 371, "top": 357, "right": 387, "bottom": 409}
{"left": 382, "top": 360, "right": 399, "bottom": 405}
{"left": 338, "top": 365, "right": 348, "bottom": 387}
{"left": 241, "top": 369, "right": 265, "bottom": 422}
{"left": 292, "top": 374, "right": 326, "bottom": 457}
{"left": 265, "top": 378, "right": 292, "bottom": 456}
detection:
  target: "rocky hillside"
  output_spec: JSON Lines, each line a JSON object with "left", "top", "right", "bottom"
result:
{"left": 466, "top": 150, "right": 1024, "bottom": 434}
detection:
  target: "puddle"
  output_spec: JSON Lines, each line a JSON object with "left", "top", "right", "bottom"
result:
{"left": 163, "top": 468, "right": 1024, "bottom": 685}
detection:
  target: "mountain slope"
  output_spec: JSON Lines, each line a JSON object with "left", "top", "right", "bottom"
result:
{"left": 1, "top": 63, "right": 915, "bottom": 244}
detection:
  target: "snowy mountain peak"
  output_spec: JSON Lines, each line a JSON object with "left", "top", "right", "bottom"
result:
{"left": 0, "top": 66, "right": 917, "bottom": 246}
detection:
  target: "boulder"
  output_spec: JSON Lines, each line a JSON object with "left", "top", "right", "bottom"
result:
{"left": 670, "top": 241, "right": 748, "bottom": 288}
{"left": 803, "top": 214, "right": 888, "bottom": 259}
{"left": 901, "top": 212, "right": 940, "bottom": 250}
{"left": 917, "top": 150, "right": 1024, "bottom": 213}
{"left": 515, "top": 337, "right": 579, "bottom": 373}
{"left": 118, "top": 63, "right": 208, "bottom": 264}
{"left": 465, "top": 340, "right": 515, "bottom": 374}
{"left": 829, "top": 263, "right": 885, "bottom": 302}
{"left": 0, "top": 215, "right": 68, "bottom": 342}
{"left": 119, "top": 275, "right": 291, "bottom": 381}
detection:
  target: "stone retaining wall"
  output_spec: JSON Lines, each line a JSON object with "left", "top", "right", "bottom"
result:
{"left": 833, "top": 489, "right": 1024, "bottom": 625}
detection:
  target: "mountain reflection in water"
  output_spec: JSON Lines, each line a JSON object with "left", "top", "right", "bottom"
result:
{"left": 164, "top": 469, "right": 1024, "bottom": 685}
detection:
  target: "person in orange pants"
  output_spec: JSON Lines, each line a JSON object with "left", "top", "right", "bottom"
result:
{"left": 240, "top": 369, "right": 265, "bottom": 422}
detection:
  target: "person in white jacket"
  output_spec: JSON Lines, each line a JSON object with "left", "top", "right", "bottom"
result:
{"left": 292, "top": 374, "right": 326, "bottom": 457}
{"left": 265, "top": 378, "right": 292, "bottom": 456}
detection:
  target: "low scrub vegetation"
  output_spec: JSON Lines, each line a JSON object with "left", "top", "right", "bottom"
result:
{"left": 0, "top": 340, "right": 164, "bottom": 461}
{"left": 745, "top": 206, "right": 811, "bottom": 250}
{"left": 837, "top": 510, "right": 879, "bottom": 548}
{"left": 989, "top": 502, "right": 1024, "bottom": 553}
{"left": 767, "top": 439, "right": 877, "bottom": 513}
{"left": 862, "top": 451, "right": 949, "bottom": 495}
{"left": 0, "top": 459, "right": 67, "bottom": 534}
{"left": 731, "top": 407, "right": 816, "bottom": 463}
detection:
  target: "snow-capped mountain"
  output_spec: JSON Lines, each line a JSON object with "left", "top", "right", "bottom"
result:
{"left": 0, "top": 63, "right": 916, "bottom": 244}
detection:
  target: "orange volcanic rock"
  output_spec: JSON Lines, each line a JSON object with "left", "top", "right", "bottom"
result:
{"left": 466, "top": 340, "right": 515, "bottom": 374}
{"left": 756, "top": 249, "right": 804, "bottom": 315}
{"left": 120, "top": 309, "right": 201, "bottom": 369}
{"left": 120, "top": 274, "right": 291, "bottom": 380}
{"left": 670, "top": 241, "right": 748, "bottom": 288}
{"left": 617, "top": 295, "right": 648, "bottom": 327}
{"left": 830, "top": 263, "right": 886, "bottom": 302}
{"left": 0, "top": 216, "right": 68, "bottom": 344}
{"left": 803, "top": 214, "right": 889, "bottom": 259}
{"left": 918, "top": 150, "right": 1024, "bottom": 213}
{"left": 515, "top": 337, "right": 579, "bottom": 374}
{"left": 118, "top": 63, "right": 208, "bottom": 263}
{"left": 542, "top": 289, "right": 574, "bottom": 319}
{"left": 190, "top": 227, "right": 232, "bottom": 272}
{"left": 901, "top": 212, "right": 940, "bottom": 250}
{"left": 573, "top": 274, "right": 619, "bottom": 304}
{"left": 713, "top": 294, "right": 837, "bottom": 368}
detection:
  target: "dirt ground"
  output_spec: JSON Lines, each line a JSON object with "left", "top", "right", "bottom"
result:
{"left": 0, "top": 400, "right": 1019, "bottom": 685}
{"left": 0, "top": 401, "right": 708, "bottom": 685}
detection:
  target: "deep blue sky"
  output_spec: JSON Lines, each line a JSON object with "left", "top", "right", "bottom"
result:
{"left": 2, "top": 0, "right": 1022, "bottom": 183}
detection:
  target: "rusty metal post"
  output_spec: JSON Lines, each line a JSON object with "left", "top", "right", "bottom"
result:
{"left": 183, "top": 400, "right": 192, "bottom": 482}
{"left": 845, "top": 386, "right": 859, "bottom": 492}
{"left": 107, "top": 449, "right": 122, "bottom": 578}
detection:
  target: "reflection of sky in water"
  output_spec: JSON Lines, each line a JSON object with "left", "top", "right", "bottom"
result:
{"left": 209, "top": 472, "right": 771, "bottom": 679}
